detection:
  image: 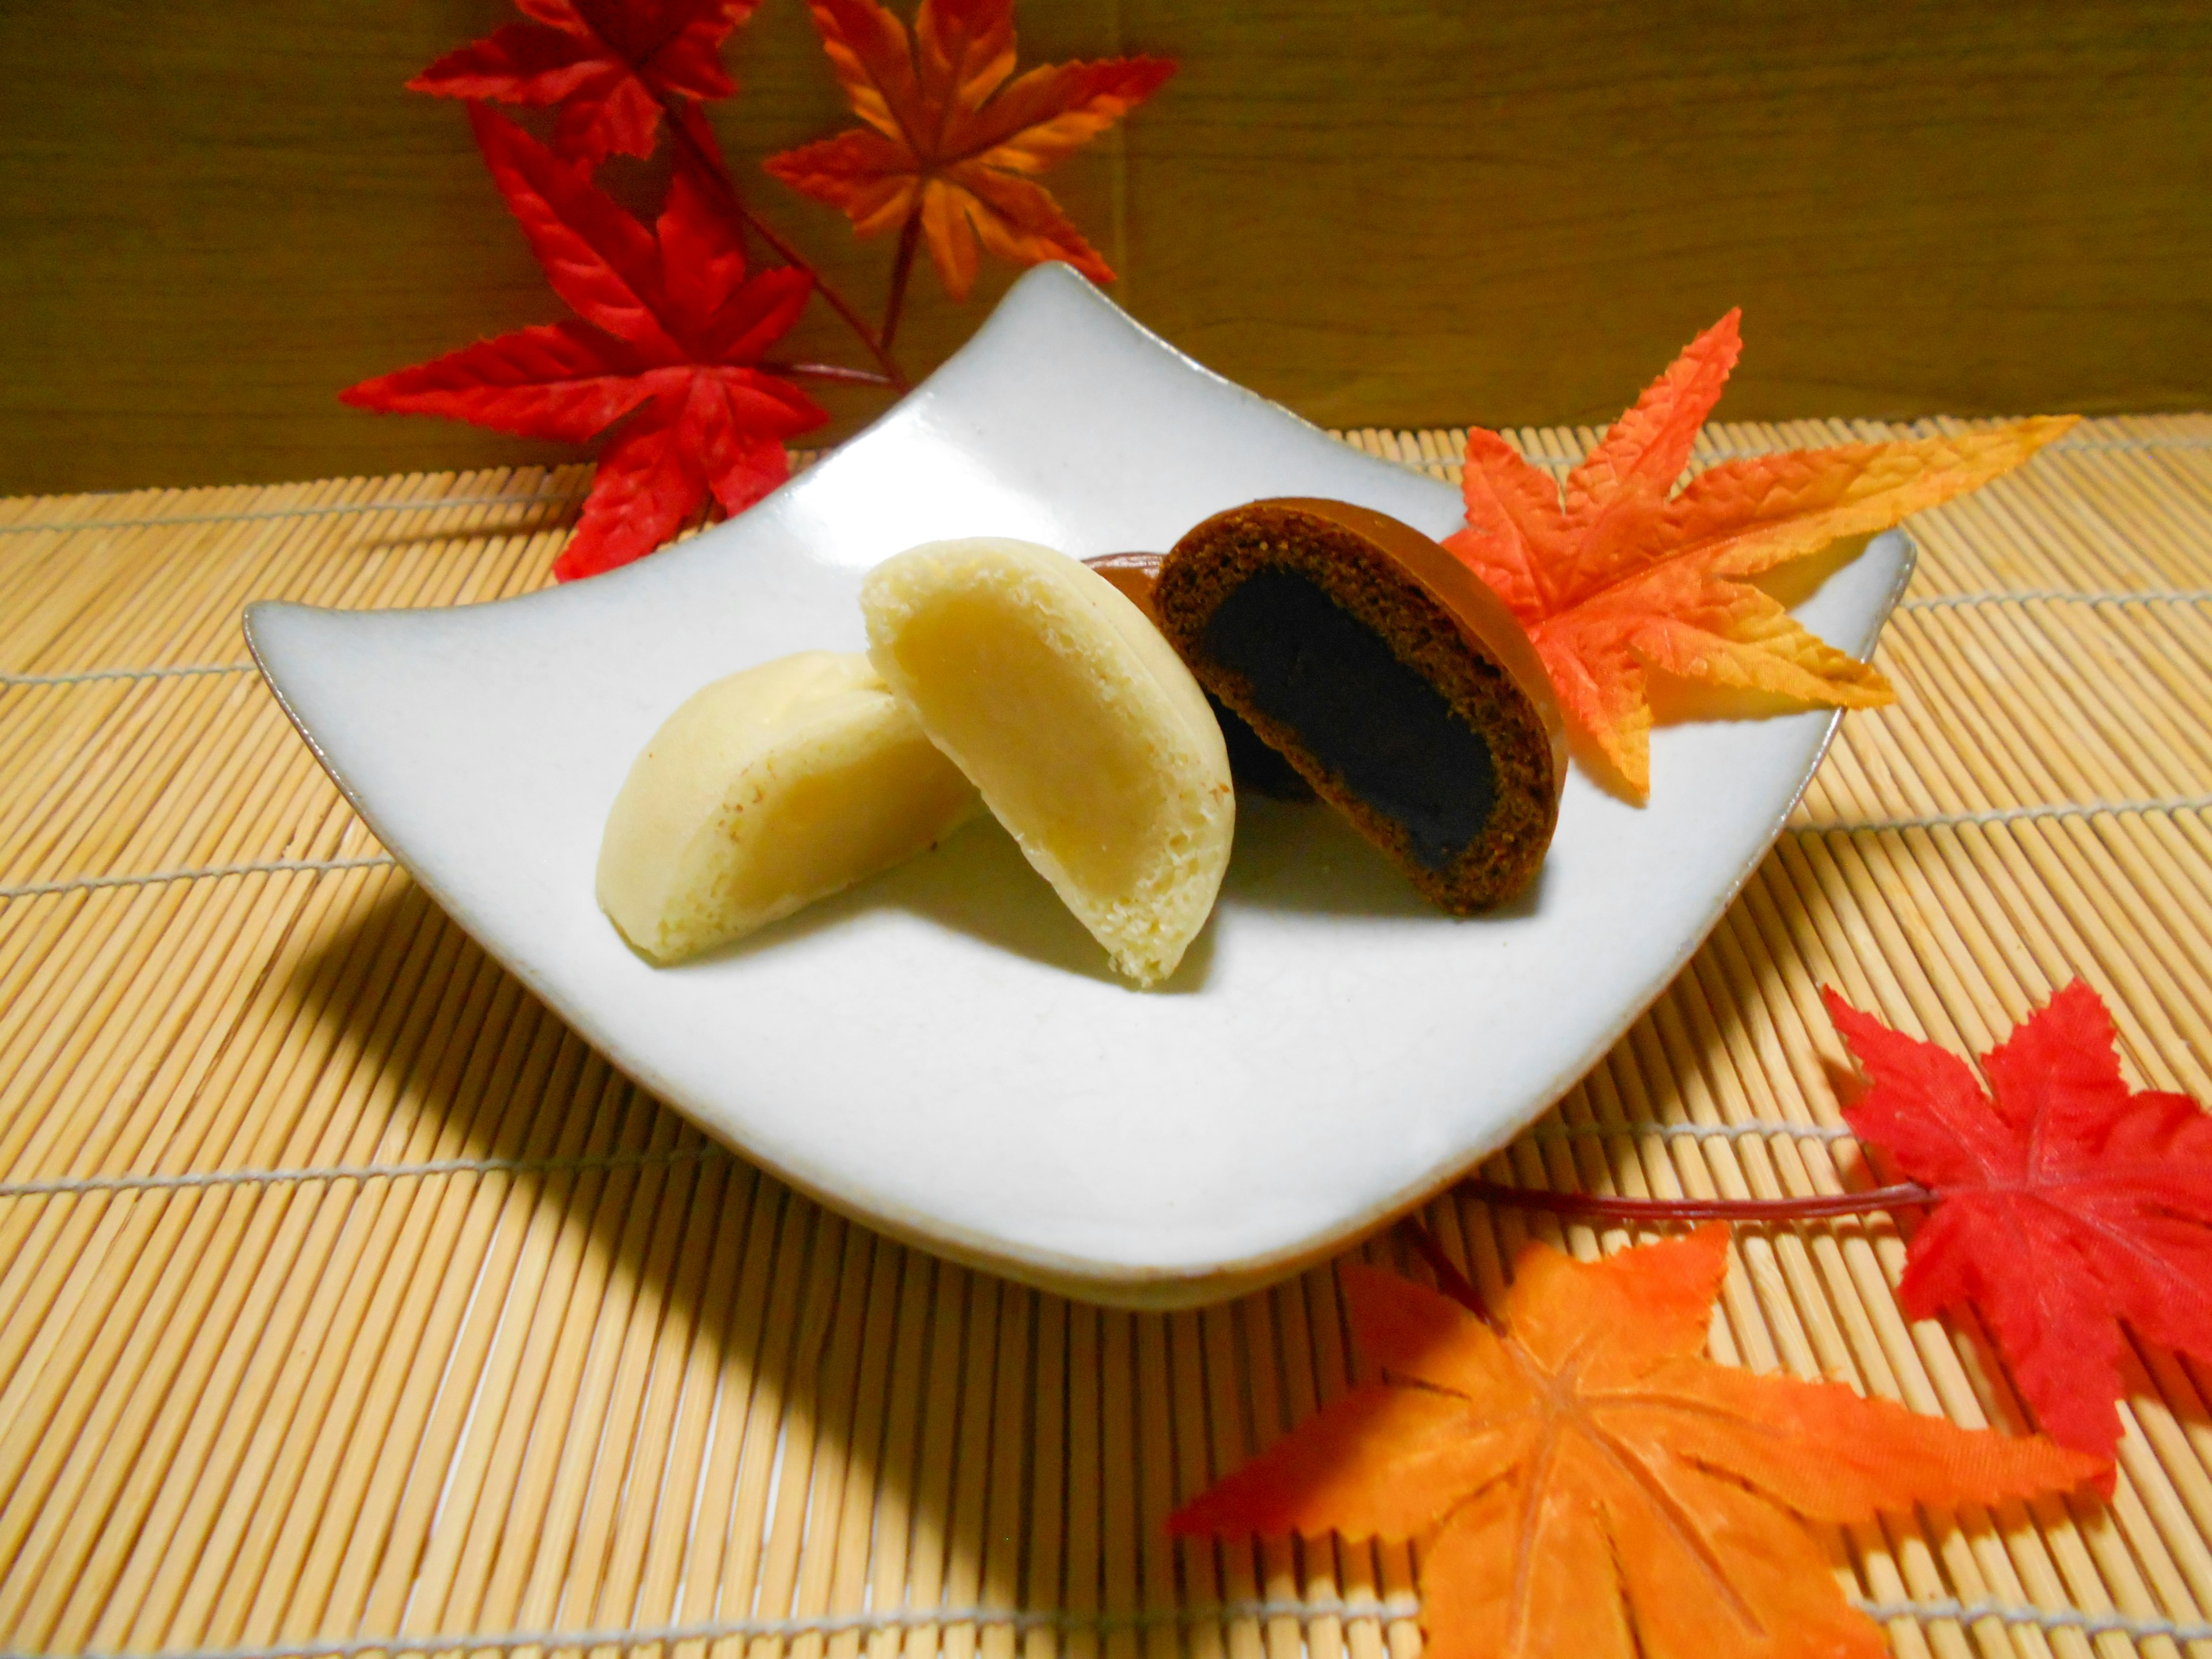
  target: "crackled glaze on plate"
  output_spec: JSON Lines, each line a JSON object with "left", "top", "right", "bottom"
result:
{"left": 248, "top": 265, "right": 1911, "bottom": 1308}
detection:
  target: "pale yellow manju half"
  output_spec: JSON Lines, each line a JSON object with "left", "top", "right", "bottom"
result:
{"left": 861, "top": 537, "right": 1234, "bottom": 987}
{"left": 598, "top": 651, "right": 980, "bottom": 963}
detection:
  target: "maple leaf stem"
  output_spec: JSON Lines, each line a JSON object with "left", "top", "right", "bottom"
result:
{"left": 762, "top": 361, "right": 896, "bottom": 387}
{"left": 657, "top": 93, "right": 913, "bottom": 393}
{"left": 880, "top": 215, "right": 923, "bottom": 354}
{"left": 1457, "top": 1178, "right": 1940, "bottom": 1224}
{"left": 1394, "top": 1217, "right": 1503, "bottom": 1330}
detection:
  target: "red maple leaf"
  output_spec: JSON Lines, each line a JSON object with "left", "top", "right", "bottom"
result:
{"left": 1827, "top": 982, "right": 2212, "bottom": 1467}
{"left": 411, "top": 0, "right": 759, "bottom": 165}
{"left": 764, "top": 0, "right": 1173, "bottom": 299}
{"left": 341, "top": 108, "right": 824, "bottom": 581}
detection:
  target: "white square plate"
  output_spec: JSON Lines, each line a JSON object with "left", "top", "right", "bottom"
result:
{"left": 249, "top": 266, "right": 1910, "bottom": 1308}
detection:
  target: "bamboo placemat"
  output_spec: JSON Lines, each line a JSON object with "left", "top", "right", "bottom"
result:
{"left": 5, "top": 415, "right": 2212, "bottom": 1659}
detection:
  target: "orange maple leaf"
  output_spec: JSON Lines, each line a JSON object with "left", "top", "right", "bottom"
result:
{"left": 763, "top": 0, "right": 1173, "bottom": 300}
{"left": 1442, "top": 311, "right": 2076, "bottom": 797}
{"left": 1171, "top": 1227, "right": 2097, "bottom": 1659}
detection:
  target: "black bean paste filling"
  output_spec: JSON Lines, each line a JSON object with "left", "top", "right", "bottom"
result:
{"left": 1206, "top": 691, "right": 1313, "bottom": 799}
{"left": 1202, "top": 566, "right": 1498, "bottom": 872}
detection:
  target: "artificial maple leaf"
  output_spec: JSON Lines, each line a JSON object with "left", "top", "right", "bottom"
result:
{"left": 411, "top": 0, "right": 758, "bottom": 165}
{"left": 342, "top": 109, "right": 824, "bottom": 581}
{"left": 1442, "top": 311, "right": 2077, "bottom": 797}
{"left": 763, "top": 0, "right": 1173, "bottom": 300}
{"left": 1827, "top": 982, "right": 2212, "bottom": 1469}
{"left": 1171, "top": 1227, "right": 2094, "bottom": 1659}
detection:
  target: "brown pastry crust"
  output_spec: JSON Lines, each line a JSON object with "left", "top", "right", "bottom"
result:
{"left": 1084, "top": 551, "right": 1169, "bottom": 616}
{"left": 1150, "top": 499, "right": 1565, "bottom": 911}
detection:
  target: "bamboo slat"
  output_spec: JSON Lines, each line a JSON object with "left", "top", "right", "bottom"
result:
{"left": 4, "top": 418, "right": 2212, "bottom": 1659}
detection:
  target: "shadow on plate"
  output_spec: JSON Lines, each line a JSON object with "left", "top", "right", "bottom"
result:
{"left": 1641, "top": 537, "right": 1880, "bottom": 730}
{"left": 1753, "top": 532, "right": 1873, "bottom": 610}
{"left": 702, "top": 779, "right": 1560, "bottom": 984}
{"left": 885, "top": 817, "right": 1217, "bottom": 991}
{"left": 1216, "top": 796, "right": 1549, "bottom": 921}
{"left": 706, "top": 816, "right": 1165, "bottom": 988}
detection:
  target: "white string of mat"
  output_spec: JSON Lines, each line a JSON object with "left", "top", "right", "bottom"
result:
{"left": 1531, "top": 1119, "right": 1857, "bottom": 1142}
{"left": 2035, "top": 432, "right": 2212, "bottom": 452}
{"left": 1431, "top": 433, "right": 2212, "bottom": 472}
{"left": 1, "top": 662, "right": 256, "bottom": 688}
{"left": 1853, "top": 1596, "right": 2212, "bottom": 1644}
{"left": 0, "top": 1149, "right": 713, "bottom": 1202}
{"left": 0, "top": 1599, "right": 1422, "bottom": 1659}
{"left": 1902, "top": 588, "right": 2212, "bottom": 608}
{"left": 0, "top": 493, "right": 593, "bottom": 537}
{"left": 0, "top": 856, "right": 397, "bottom": 902}
{"left": 3, "top": 1591, "right": 2205, "bottom": 1659}
{"left": 1793, "top": 796, "right": 2212, "bottom": 834}
{"left": 1698, "top": 433, "right": 2209, "bottom": 458}
{"left": 0, "top": 1120, "right": 1866, "bottom": 1202}
{"left": 0, "top": 427, "right": 2200, "bottom": 537}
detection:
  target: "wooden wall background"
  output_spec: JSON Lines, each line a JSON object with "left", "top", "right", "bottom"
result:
{"left": 2, "top": 0, "right": 2207, "bottom": 497}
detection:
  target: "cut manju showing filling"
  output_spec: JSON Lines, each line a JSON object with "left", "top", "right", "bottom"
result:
{"left": 862, "top": 537, "right": 1235, "bottom": 987}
